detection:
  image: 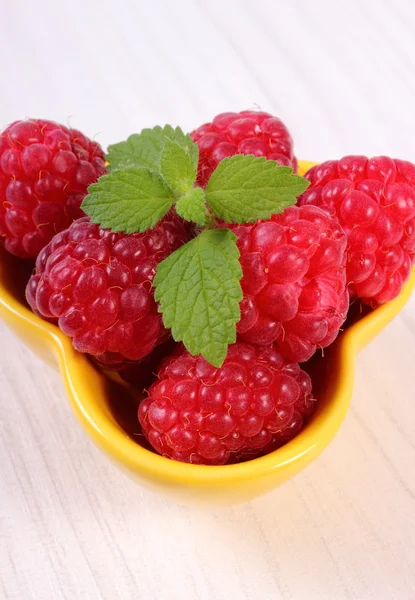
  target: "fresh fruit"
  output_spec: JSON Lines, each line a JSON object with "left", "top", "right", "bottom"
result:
{"left": 85, "top": 125, "right": 308, "bottom": 367}
{"left": 25, "top": 215, "right": 188, "bottom": 362}
{"left": 227, "top": 204, "right": 349, "bottom": 362}
{"left": 0, "top": 119, "right": 106, "bottom": 258}
{"left": 5, "top": 109, "right": 414, "bottom": 474}
{"left": 298, "top": 156, "right": 415, "bottom": 305}
{"left": 190, "top": 110, "right": 297, "bottom": 187}
{"left": 138, "top": 342, "right": 317, "bottom": 465}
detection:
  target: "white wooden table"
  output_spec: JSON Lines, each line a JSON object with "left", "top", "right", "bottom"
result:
{"left": 1, "top": 1, "right": 415, "bottom": 598}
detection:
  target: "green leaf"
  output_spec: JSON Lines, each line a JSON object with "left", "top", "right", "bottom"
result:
{"left": 154, "top": 229, "right": 243, "bottom": 367}
{"left": 82, "top": 168, "right": 175, "bottom": 233}
{"left": 205, "top": 154, "right": 310, "bottom": 223}
{"left": 175, "top": 187, "right": 207, "bottom": 226}
{"left": 160, "top": 138, "right": 198, "bottom": 194}
{"left": 106, "top": 125, "right": 198, "bottom": 172}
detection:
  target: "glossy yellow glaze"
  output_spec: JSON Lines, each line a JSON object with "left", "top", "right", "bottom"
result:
{"left": 1, "top": 160, "right": 414, "bottom": 506}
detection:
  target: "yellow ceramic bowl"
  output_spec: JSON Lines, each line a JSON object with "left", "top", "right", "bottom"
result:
{"left": 1, "top": 160, "right": 414, "bottom": 507}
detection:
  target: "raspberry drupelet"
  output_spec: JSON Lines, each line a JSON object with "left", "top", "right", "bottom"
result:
{"left": 0, "top": 119, "right": 106, "bottom": 258}
{"left": 25, "top": 216, "right": 188, "bottom": 362}
{"left": 138, "top": 342, "right": 317, "bottom": 465}
{"left": 227, "top": 205, "right": 349, "bottom": 362}
{"left": 298, "top": 156, "right": 415, "bottom": 305}
{"left": 190, "top": 110, "right": 297, "bottom": 187}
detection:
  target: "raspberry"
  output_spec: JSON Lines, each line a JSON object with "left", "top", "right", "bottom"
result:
{"left": 25, "top": 216, "right": 188, "bottom": 362}
{"left": 226, "top": 205, "right": 349, "bottom": 362}
{"left": 138, "top": 342, "right": 317, "bottom": 465}
{"left": 298, "top": 156, "right": 415, "bottom": 305}
{"left": 0, "top": 118, "right": 106, "bottom": 258}
{"left": 190, "top": 110, "right": 297, "bottom": 187}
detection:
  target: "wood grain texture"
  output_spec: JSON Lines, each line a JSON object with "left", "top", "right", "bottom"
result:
{"left": 1, "top": 1, "right": 415, "bottom": 598}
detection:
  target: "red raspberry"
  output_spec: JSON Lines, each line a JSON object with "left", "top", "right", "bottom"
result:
{"left": 138, "top": 342, "right": 317, "bottom": 465}
{"left": 227, "top": 205, "right": 348, "bottom": 362}
{"left": 0, "top": 118, "right": 106, "bottom": 258}
{"left": 190, "top": 110, "right": 297, "bottom": 187}
{"left": 25, "top": 216, "right": 188, "bottom": 362}
{"left": 298, "top": 156, "right": 415, "bottom": 305}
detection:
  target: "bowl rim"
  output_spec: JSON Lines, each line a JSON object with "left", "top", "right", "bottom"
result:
{"left": 1, "top": 159, "right": 414, "bottom": 488}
